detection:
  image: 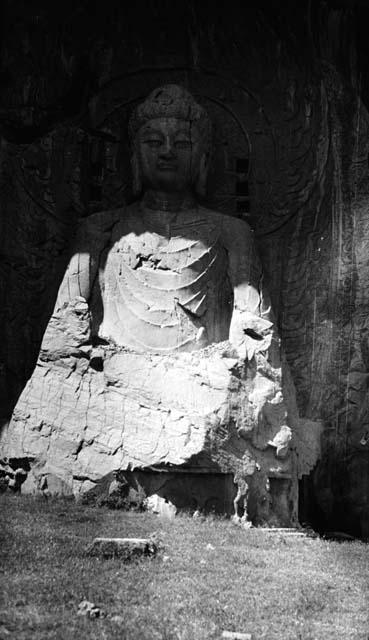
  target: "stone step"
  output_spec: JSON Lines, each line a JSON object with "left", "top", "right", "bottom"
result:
{"left": 257, "top": 528, "right": 307, "bottom": 536}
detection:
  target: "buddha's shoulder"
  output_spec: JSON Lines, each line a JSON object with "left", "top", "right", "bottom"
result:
{"left": 72, "top": 205, "right": 146, "bottom": 248}
{"left": 74, "top": 207, "right": 125, "bottom": 238}
{"left": 197, "top": 206, "right": 254, "bottom": 237}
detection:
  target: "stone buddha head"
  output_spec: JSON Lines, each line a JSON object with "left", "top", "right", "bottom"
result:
{"left": 129, "top": 85, "right": 212, "bottom": 199}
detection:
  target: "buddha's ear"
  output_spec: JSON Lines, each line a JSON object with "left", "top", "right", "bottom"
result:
{"left": 131, "top": 150, "right": 142, "bottom": 196}
{"left": 195, "top": 151, "right": 209, "bottom": 197}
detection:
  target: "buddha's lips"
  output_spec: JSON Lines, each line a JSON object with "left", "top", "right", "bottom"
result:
{"left": 157, "top": 163, "right": 177, "bottom": 171}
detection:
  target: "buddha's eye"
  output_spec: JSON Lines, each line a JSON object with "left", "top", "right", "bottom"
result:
{"left": 144, "top": 139, "right": 162, "bottom": 148}
{"left": 175, "top": 139, "right": 191, "bottom": 149}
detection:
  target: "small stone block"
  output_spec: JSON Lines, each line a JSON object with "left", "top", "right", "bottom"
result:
{"left": 86, "top": 537, "right": 157, "bottom": 559}
{"left": 222, "top": 633, "right": 252, "bottom": 640}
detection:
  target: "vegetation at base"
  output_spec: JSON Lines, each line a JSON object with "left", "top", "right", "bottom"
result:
{"left": 1, "top": 494, "right": 369, "bottom": 639}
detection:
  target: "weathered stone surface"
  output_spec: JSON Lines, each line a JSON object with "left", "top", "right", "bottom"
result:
{"left": 5, "top": 5, "right": 368, "bottom": 532}
{"left": 0, "top": 459, "right": 28, "bottom": 492}
{"left": 1, "top": 267, "right": 306, "bottom": 522}
{"left": 86, "top": 537, "right": 157, "bottom": 559}
{"left": 0, "top": 85, "right": 321, "bottom": 526}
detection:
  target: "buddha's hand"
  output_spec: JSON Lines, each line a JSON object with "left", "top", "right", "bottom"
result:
{"left": 229, "top": 310, "right": 274, "bottom": 361}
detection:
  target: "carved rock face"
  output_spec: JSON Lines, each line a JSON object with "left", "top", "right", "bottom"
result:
{"left": 1, "top": 203, "right": 314, "bottom": 526}
{"left": 0, "top": 85, "right": 322, "bottom": 527}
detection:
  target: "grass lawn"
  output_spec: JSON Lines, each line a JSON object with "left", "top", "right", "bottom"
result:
{"left": 1, "top": 494, "right": 369, "bottom": 639}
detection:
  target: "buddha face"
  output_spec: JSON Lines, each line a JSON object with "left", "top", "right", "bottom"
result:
{"left": 135, "top": 117, "right": 207, "bottom": 194}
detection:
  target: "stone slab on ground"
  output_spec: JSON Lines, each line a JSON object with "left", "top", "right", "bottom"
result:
{"left": 222, "top": 632, "right": 252, "bottom": 639}
{"left": 86, "top": 537, "right": 157, "bottom": 559}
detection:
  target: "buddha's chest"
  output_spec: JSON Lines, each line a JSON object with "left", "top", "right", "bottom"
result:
{"left": 100, "top": 220, "right": 232, "bottom": 351}
{"left": 106, "top": 228, "right": 227, "bottom": 304}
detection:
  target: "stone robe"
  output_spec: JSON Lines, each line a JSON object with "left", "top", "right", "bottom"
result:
{"left": 1, "top": 203, "right": 320, "bottom": 523}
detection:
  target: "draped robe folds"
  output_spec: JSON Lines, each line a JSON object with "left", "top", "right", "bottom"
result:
{"left": 100, "top": 207, "right": 233, "bottom": 352}
{"left": 1, "top": 201, "right": 320, "bottom": 523}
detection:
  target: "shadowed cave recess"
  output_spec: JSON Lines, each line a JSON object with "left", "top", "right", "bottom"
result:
{"left": 2, "top": 0, "right": 369, "bottom": 537}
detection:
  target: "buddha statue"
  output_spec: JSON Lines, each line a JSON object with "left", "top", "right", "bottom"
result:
{"left": 1, "top": 85, "right": 305, "bottom": 525}
{"left": 55, "top": 84, "right": 265, "bottom": 357}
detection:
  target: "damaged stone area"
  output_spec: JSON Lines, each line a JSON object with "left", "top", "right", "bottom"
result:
{"left": 0, "top": 85, "right": 322, "bottom": 527}
{"left": 0, "top": 247, "right": 320, "bottom": 526}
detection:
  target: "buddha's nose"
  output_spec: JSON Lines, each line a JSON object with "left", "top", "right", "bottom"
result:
{"left": 160, "top": 138, "right": 175, "bottom": 157}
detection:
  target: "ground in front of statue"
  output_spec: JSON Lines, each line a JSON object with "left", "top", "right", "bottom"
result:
{"left": 1, "top": 494, "right": 368, "bottom": 639}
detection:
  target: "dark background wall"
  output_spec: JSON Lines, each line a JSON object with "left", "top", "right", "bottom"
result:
{"left": 2, "top": 0, "right": 369, "bottom": 535}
